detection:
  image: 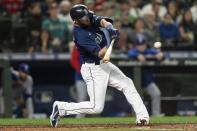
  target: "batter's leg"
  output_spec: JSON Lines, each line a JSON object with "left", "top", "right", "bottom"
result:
{"left": 53, "top": 63, "right": 109, "bottom": 117}
{"left": 76, "top": 80, "right": 87, "bottom": 102}
{"left": 107, "top": 62, "right": 149, "bottom": 124}
{"left": 75, "top": 80, "right": 87, "bottom": 118}
{"left": 144, "top": 82, "right": 162, "bottom": 117}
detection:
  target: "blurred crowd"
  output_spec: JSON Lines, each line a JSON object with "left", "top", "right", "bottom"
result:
{"left": 0, "top": 0, "right": 197, "bottom": 53}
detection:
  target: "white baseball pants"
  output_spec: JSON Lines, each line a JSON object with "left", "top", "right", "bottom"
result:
{"left": 75, "top": 80, "right": 87, "bottom": 118}
{"left": 57, "top": 62, "right": 149, "bottom": 120}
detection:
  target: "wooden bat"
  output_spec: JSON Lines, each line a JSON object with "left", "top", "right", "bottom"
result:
{"left": 103, "top": 39, "right": 115, "bottom": 63}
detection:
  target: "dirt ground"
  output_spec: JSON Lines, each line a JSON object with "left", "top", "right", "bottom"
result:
{"left": 0, "top": 124, "right": 197, "bottom": 131}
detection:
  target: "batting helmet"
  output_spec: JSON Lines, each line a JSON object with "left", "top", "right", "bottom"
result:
{"left": 70, "top": 4, "right": 93, "bottom": 21}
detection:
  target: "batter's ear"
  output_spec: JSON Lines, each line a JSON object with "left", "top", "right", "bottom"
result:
{"left": 74, "top": 20, "right": 79, "bottom": 24}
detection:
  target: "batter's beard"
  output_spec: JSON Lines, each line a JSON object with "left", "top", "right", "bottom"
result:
{"left": 80, "top": 23, "right": 90, "bottom": 28}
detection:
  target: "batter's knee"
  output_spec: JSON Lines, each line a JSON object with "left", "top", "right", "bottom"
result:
{"left": 122, "top": 77, "right": 136, "bottom": 90}
{"left": 92, "top": 105, "right": 104, "bottom": 114}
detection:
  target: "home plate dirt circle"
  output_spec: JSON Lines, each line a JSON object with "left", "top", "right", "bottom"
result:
{"left": 0, "top": 124, "right": 197, "bottom": 131}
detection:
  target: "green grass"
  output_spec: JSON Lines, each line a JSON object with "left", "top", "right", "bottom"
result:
{"left": 0, "top": 116, "right": 196, "bottom": 126}
{"left": 0, "top": 117, "right": 196, "bottom": 131}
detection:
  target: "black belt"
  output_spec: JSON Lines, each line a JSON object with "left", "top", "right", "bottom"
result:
{"left": 84, "top": 61, "right": 100, "bottom": 65}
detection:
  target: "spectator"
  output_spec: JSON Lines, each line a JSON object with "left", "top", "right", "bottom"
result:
{"left": 159, "top": 13, "right": 179, "bottom": 45}
{"left": 167, "top": 2, "right": 181, "bottom": 24}
{"left": 190, "top": 0, "right": 197, "bottom": 23}
{"left": 26, "top": 3, "right": 43, "bottom": 54}
{"left": 144, "top": 11, "right": 160, "bottom": 46}
{"left": 58, "top": 0, "right": 73, "bottom": 31}
{"left": 103, "top": 3, "right": 116, "bottom": 18}
{"left": 129, "top": 0, "right": 143, "bottom": 24}
{"left": 136, "top": 0, "right": 148, "bottom": 9}
{"left": 41, "top": 3, "right": 69, "bottom": 53}
{"left": 179, "top": 9, "right": 196, "bottom": 46}
{"left": 84, "top": 0, "right": 95, "bottom": 11}
{"left": 22, "top": 0, "right": 41, "bottom": 16}
{"left": 95, "top": 5, "right": 104, "bottom": 16}
{"left": 0, "top": 1, "right": 6, "bottom": 15}
{"left": 11, "top": 63, "right": 34, "bottom": 118}
{"left": 120, "top": 1, "right": 130, "bottom": 13}
{"left": 94, "top": 0, "right": 107, "bottom": 8}
{"left": 2, "top": 0, "right": 23, "bottom": 15}
{"left": 81, "top": 0, "right": 106, "bottom": 8}
{"left": 175, "top": 0, "right": 193, "bottom": 10}
{"left": 130, "top": 18, "right": 155, "bottom": 47}
{"left": 164, "top": 0, "right": 194, "bottom": 9}
{"left": 113, "top": 18, "right": 132, "bottom": 52}
{"left": 40, "top": 0, "right": 54, "bottom": 17}
{"left": 71, "top": 0, "right": 82, "bottom": 5}
{"left": 141, "top": 0, "right": 167, "bottom": 21}
{"left": 128, "top": 37, "right": 164, "bottom": 117}
{"left": 121, "top": 11, "right": 133, "bottom": 29}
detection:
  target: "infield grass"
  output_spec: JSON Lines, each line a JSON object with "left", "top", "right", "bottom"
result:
{"left": 0, "top": 117, "right": 196, "bottom": 131}
{"left": 0, "top": 116, "right": 196, "bottom": 126}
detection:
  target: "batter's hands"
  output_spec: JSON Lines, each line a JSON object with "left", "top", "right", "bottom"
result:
{"left": 111, "top": 29, "right": 120, "bottom": 42}
{"left": 106, "top": 24, "right": 120, "bottom": 42}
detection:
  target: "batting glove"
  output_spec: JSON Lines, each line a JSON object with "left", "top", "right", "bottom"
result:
{"left": 106, "top": 24, "right": 120, "bottom": 42}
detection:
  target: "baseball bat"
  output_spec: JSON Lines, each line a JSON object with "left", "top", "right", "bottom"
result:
{"left": 103, "top": 39, "right": 115, "bottom": 63}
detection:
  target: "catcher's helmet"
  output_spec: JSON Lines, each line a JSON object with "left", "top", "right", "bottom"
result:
{"left": 70, "top": 4, "right": 93, "bottom": 21}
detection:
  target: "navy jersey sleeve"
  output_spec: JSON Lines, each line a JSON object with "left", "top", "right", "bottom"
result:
{"left": 91, "top": 15, "right": 104, "bottom": 27}
{"left": 147, "top": 48, "right": 159, "bottom": 55}
{"left": 128, "top": 49, "right": 140, "bottom": 59}
{"left": 74, "top": 31, "right": 101, "bottom": 57}
{"left": 91, "top": 15, "right": 113, "bottom": 27}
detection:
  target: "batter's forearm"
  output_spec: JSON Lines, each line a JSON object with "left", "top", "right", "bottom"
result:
{"left": 98, "top": 47, "right": 107, "bottom": 58}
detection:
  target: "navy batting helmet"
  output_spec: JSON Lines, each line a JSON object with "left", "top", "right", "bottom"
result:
{"left": 70, "top": 4, "right": 93, "bottom": 21}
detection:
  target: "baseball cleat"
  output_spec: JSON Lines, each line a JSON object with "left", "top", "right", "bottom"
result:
{"left": 136, "top": 118, "right": 149, "bottom": 126}
{"left": 50, "top": 101, "right": 61, "bottom": 127}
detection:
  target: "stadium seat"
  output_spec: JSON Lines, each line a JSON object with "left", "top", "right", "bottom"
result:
{"left": 0, "top": 17, "right": 12, "bottom": 51}
{"left": 12, "top": 23, "right": 28, "bottom": 52}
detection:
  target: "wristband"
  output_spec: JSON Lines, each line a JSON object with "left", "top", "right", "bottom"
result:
{"left": 106, "top": 24, "right": 113, "bottom": 30}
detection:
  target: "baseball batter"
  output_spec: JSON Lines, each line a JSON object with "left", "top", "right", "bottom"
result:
{"left": 50, "top": 4, "right": 149, "bottom": 127}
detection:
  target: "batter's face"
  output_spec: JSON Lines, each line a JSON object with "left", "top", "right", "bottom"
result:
{"left": 75, "top": 19, "right": 90, "bottom": 28}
